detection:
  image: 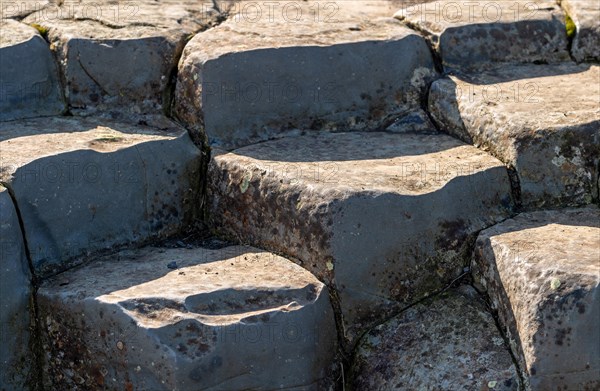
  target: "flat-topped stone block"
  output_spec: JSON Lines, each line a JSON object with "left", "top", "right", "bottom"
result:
{"left": 38, "top": 245, "right": 337, "bottom": 390}
{"left": 21, "top": 0, "right": 222, "bottom": 114}
{"left": 429, "top": 63, "right": 600, "bottom": 209}
{"left": 351, "top": 286, "right": 520, "bottom": 390}
{"left": 175, "top": 0, "right": 436, "bottom": 149}
{"left": 394, "top": 0, "right": 570, "bottom": 70}
{"left": 472, "top": 207, "right": 600, "bottom": 390}
{"left": 561, "top": 0, "right": 600, "bottom": 62}
{"left": 0, "top": 19, "right": 64, "bottom": 121}
{"left": 0, "top": 186, "right": 33, "bottom": 390}
{"left": 209, "top": 130, "right": 513, "bottom": 346}
{"left": 0, "top": 116, "right": 201, "bottom": 277}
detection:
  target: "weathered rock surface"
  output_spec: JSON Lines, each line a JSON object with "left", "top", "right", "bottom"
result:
{"left": 38, "top": 245, "right": 337, "bottom": 390}
{"left": 429, "top": 63, "right": 600, "bottom": 209}
{"left": 175, "top": 0, "right": 436, "bottom": 149}
{"left": 351, "top": 286, "right": 520, "bottom": 390}
{"left": 394, "top": 0, "right": 570, "bottom": 69}
{"left": 1, "top": 0, "right": 48, "bottom": 19}
{"left": 21, "top": 0, "right": 222, "bottom": 114}
{"left": 561, "top": 0, "right": 600, "bottom": 62}
{"left": 0, "top": 19, "right": 64, "bottom": 121}
{"left": 0, "top": 116, "right": 201, "bottom": 277}
{"left": 472, "top": 207, "right": 600, "bottom": 390}
{"left": 0, "top": 186, "right": 33, "bottom": 390}
{"left": 209, "top": 130, "right": 513, "bottom": 346}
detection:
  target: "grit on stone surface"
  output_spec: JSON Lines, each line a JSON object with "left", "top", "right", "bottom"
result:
{"left": 175, "top": 0, "right": 436, "bottom": 149}
{"left": 0, "top": 116, "right": 201, "bottom": 278}
{"left": 0, "top": 186, "right": 32, "bottom": 390}
{"left": 38, "top": 245, "right": 337, "bottom": 390}
{"left": 429, "top": 63, "right": 600, "bottom": 209}
{"left": 0, "top": 19, "right": 64, "bottom": 121}
{"left": 20, "top": 0, "right": 222, "bottom": 114}
{"left": 560, "top": 0, "right": 600, "bottom": 62}
{"left": 394, "top": 0, "right": 569, "bottom": 69}
{"left": 472, "top": 207, "right": 600, "bottom": 390}
{"left": 209, "top": 130, "right": 514, "bottom": 347}
{"left": 351, "top": 286, "right": 520, "bottom": 390}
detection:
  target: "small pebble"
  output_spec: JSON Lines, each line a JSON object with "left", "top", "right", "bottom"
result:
{"left": 167, "top": 261, "right": 178, "bottom": 270}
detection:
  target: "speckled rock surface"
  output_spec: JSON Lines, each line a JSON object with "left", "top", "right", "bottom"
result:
{"left": 21, "top": 0, "right": 222, "bottom": 114}
{"left": 38, "top": 245, "right": 337, "bottom": 390}
{"left": 429, "top": 63, "right": 600, "bottom": 209}
{"left": 394, "top": 0, "right": 569, "bottom": 70}
{"left": 351, "top": 286, "right": 520, "bottom": 390}
{"left": 0, "top": 19, "right": 64, "bottom": 121}
{"left": 561, "top": 0, "right": 600, "bottom": 62}
{"left": 0, "top": 186, "right": 33, "bottom": 390}
{"left": 209, "top": 130, "right": 513, "bottom": 347}
{"left": 0, "top": 116, "right": 201, "bottom": 278}
{"left": 472, "top": 207, "right": 600, "bottom": 390}
{"left": 175, "top": 0, "right": 436, "bottom": 149}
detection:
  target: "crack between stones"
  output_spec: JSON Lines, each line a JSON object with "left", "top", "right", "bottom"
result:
{"left": 470, "top": 282, "right": 527, "bottom": 391}
{"left": 0, "top": 182, "right": 45, "bottom": 391}
{"left": 556, "top": 0, "right": 578, "bottom": 63}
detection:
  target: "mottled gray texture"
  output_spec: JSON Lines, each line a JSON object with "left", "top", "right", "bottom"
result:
{"left": 175, "top": 1, "right": 436, "bottom": 149}
{"left": 394, "top": 0, "right": 570, "bottom": 70}
{"left": 561, "top": 0, "right": 600, "bottom": 62}
{"left": 209, "top": 130, "right": 513, "bottom": 347}
{"left": 0, "top": 186, "right": 32, "bottom": 390}
{"left": 22, "top": 0, "right": 222, "bottom": 114}
{"left": 429, "top": 63, "right": 600, "bottom": 209}
{"left": 472, "top": 207, "right": 600, "bottom": 390}
{"left": 0, "top": 20, "right": 64, "bottom": 121}
{"left": 351, "top": 286, "right": 520, "bottom": 390}
{"left": 0, "top": 116, "right": 201, "bottom": 277}
{"left": 38, "top": 245, "right": 337, "bottom": 390}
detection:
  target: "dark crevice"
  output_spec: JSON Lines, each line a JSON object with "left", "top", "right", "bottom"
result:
{"left": 506, "top": 166, "right": 523, "bottom": 212}
{"left": 558, "top": 1, "right": 578, "bottom": 63}
{"left": 0, "top": 183, "right": 45, "bottom": 391}
{"left": 325, "top": 284, "right": 351, "bottom": 391}
{"left": 398, "top": 18, "right": 444, "bottom": 74}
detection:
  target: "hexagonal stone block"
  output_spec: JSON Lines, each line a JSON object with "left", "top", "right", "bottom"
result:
{"left": 175, "top": 0, "right": 436, "bottom": 149}
{"left": 561, "top": 0, "right": 600, "bottom": 62}
{"left": 22, "top": 0, "right": 222, "bottom": 114}
{"left": 472, "top": 207, "right": 600, "bottom": 389}
{"left": 38, "top": 245, "right": 337, "bottom": 390}
{"left": 0, "top": 116, "right": 201, "bottom": 277}
{"left": 429, "top": 63, "right": 600, "bottom": 209}
{"left": 0, "top": 186, "right": 33, "bottom": 390}
{"left": 0, "top": 19, "right": 64, "bottom": 121}
{"left": 351, "top": 286, "right": 520, "bottom": 390}
{"left": 394, "top": 0, "right": 570, "bottom": 70}
{"left": 209, "top": 130, "right": 514, "bottom": 346}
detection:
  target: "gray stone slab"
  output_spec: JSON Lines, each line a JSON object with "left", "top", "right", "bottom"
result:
{"left": 429, "top": 63, "right": 600, "bottom": 209}
{"left": 394, "top": 0, "right": 570, "bottom": 70}
{"left": 0, "top": 19, "right": 64, "bottom": 121}
{"left": 38, "top": 245, "right": 337, "bottom": 390}
{"left": 472, "top": 207, "right": 600, "bottom": 390}
{"left": 0, "top": 116, "right": 202, "bottom": 278}
{"left": 351, "top": 286, "right": 520, "bottom": 390}
{"left": 561, "top": 0, "right": 600, "bottom": 62}
{"left": 175, "top": 0, "right": 436, "bottom": 149}
{"left": 208, "top": 130, "right": 514, "bottom": 346}
{"left": 0, "top": 186, "right": 32, "bottom": 390}
{"left": 21, "top": 0, "right": 222, "bottom": 114}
